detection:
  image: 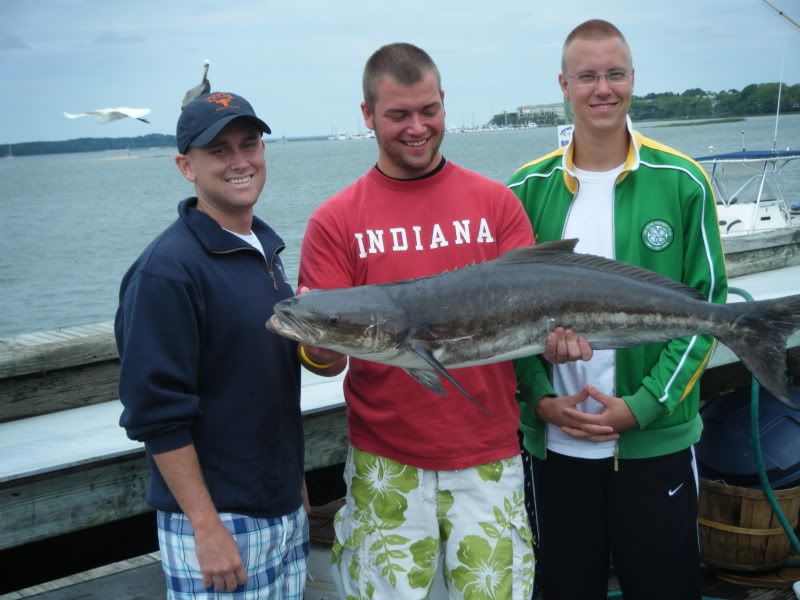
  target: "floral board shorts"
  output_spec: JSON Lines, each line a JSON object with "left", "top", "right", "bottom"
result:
{"left": 331, "top": 446, "right": 535, "bottom": 599}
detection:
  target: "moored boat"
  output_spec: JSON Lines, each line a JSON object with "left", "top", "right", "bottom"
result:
{"left": 695, "top": 149, "right": 800, "bottom": 236}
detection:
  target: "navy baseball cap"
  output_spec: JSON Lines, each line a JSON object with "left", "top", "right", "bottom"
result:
{"left": 176, "top": 92, "right": 271, "bottom": 154}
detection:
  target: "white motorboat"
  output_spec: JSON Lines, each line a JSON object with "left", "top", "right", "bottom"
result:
{"left": 694, "top": 149, "right": 800, "bottom": 236}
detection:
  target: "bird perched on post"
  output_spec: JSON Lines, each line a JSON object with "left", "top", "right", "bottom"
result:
{"left": 181, "top": 59, "right": 211, "bottom": 109}
{"left": 63, "top": 107, "right": 151, "bottom": 124}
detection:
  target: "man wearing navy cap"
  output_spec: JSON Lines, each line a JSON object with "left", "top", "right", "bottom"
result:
{"left": 115, "top": 92, "right": 309, "bottom": 598}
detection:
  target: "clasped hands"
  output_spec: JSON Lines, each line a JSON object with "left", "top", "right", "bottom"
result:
{"left": 540, "top": 327, "right": 636, "bottom": 441}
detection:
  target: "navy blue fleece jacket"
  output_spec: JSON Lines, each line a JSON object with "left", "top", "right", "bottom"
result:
{"left": 115, "top": 198, "right": 303, "bottom": 518}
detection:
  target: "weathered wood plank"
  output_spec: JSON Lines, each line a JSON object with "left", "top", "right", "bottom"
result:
{"left": 0, "top": 362, "right": 119, "bottom": 423}
{"left": 0, "top": 406, "right": 347, "bottom": 551}
{"left": 0, "top": 456, "right": 150, "bottom": 551}
{"left": 725, "top": 243, "right": 800, "bottom": 278}
{"left": 722, "top": 227, "right": 800, "bottom": 254}
{"left": 0, "top": 552, "right": 162, "bottom": 599}
{"left": 722, "top": 227, "right": 800, "bottom": 277}
{"left": 0, "top": 322, "right": 117, "bottom": 379}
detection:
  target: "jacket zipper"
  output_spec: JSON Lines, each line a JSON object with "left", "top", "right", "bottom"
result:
{"left": 267, "top": 245, "right": 284, "bottom": 291}
{"left": 212, "top": 242, "right": 285, "bottom": 292}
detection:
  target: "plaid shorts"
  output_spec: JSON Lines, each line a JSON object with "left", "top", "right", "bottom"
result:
{"left": 157, "top": 506, "right": 309, "bottom": 599}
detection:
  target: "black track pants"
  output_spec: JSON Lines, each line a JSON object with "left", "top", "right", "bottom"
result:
{"left": 531, "top": 449, "right": 701, "bottom": 600}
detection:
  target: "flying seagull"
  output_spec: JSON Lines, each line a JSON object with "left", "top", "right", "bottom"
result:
{"left": 181, "top": 59, "right": 211, "bottom": 109}
{"left": 63, "top": 107, "right": 151, "bottom": 124}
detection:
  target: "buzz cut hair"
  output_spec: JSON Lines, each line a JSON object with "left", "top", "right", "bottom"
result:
{"left": 362, "top": 42, "right": 442, "bottom": 112}
{"left": 561, "top": 19, "right": 632, "bottom": 73}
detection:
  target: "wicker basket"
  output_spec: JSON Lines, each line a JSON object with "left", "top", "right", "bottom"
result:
{"left": 698, "top": 478, "right": 800, "bottom": 571}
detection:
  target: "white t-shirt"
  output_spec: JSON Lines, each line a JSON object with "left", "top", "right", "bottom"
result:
{"left": 547, "top": 163, "right": 624, "bottom": 459}
{"left": 225, "top": 228, "right": 265, "bottom": 258}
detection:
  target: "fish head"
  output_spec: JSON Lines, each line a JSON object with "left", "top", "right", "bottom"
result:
{"left": 266, "top": 287, "right": 409, "bottom": 359}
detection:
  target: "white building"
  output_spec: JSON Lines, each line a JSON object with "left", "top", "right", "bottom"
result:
{"left": 517, "top": 102, "right": 567, "bottom": 122}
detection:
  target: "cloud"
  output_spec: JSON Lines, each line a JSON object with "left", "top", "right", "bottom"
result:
{"left": 1, "top": 0, "right": 799, "bottom": 143}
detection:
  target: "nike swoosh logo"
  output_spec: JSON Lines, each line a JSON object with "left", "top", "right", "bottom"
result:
{"left": 668, "top": 483, "right": 684, "bottom": 496}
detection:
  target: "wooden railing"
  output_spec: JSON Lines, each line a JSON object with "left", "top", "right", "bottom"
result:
{"left": 0, "top": 324, "right": 347, "bottom": 551}
{"left": 722, "top": 227, "right": 800, "bottom": 278}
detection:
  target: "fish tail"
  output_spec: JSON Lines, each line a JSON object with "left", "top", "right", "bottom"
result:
{"left": 719, "top": 294, "right": 800, "bottom": 409}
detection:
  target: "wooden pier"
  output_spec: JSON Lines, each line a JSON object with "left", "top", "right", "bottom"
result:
{"left": 1, "top": 247, "right": 799, "bottom": 597}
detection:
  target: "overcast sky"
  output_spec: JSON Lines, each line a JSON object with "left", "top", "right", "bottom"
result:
{"left": 1, "top": 0, "right": 799, "bottom": 144}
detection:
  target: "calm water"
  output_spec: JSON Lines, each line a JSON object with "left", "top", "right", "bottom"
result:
{"left": 1, "top": 114, "right": 798, "bottom": 337}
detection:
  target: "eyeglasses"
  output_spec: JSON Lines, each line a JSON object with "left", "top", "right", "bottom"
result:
{"left": 566, "top": 70, "right": 633, "bottom": 86}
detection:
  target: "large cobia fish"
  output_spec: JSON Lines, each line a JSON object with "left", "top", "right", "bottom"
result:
{"left": 267, "top": 239, "right": 800, "bottom": 411}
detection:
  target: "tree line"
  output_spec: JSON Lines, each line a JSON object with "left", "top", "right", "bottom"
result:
{"left": 3, "top": 132, "right": 327, "bottom": 158}
{"left": 490, "top": 82, "right": 800, "bottom": 127}
{"left": 5, "top": 134, "right": 176, "bottom": 157}
{"left": 632, "top": 82, "right": 800, "bottom": 121}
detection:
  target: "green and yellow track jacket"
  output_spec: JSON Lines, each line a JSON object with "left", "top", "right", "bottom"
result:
{"left": 508, "top": 121, "right": 728, "bottom": 459}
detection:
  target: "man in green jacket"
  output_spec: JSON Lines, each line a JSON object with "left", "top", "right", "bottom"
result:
{"left": 508, "top": 19, "right": 727, "bottom": 600}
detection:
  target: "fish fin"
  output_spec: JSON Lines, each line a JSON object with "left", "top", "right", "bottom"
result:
{"left": 408, "top": 343, "right": 492, "bottom": 414}
{"left": 405, "top": 369, "right": 446, "bottom": 394}
{"left": 496, "top": 239, "right": 578, "bottom": 260}
{"left": 496, "top": 240, "right": 705, "bottom": 300}
{"left": 719, "top": 295, "right": 800, "bottom": 409}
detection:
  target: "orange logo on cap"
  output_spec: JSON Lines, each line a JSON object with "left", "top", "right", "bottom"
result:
{"left": 204, "top": 92, "right": 240, "bottom": 110}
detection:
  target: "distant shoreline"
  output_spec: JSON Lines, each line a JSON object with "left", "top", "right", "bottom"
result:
{"left": 2, "top": 133, "right": 330, "bottom": 159}
{"left": 4, "top": 113, "right": 798, "bottom": 158}
{"left": 647, "top": 117, "right": 747, "bottom": 128}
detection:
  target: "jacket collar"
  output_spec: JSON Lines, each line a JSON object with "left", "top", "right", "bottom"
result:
{"left": 560, "top": 115, "right": 641, "bottom": 193}
{"left": 178, "top": 197, "right": 284, "bottom": 257}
